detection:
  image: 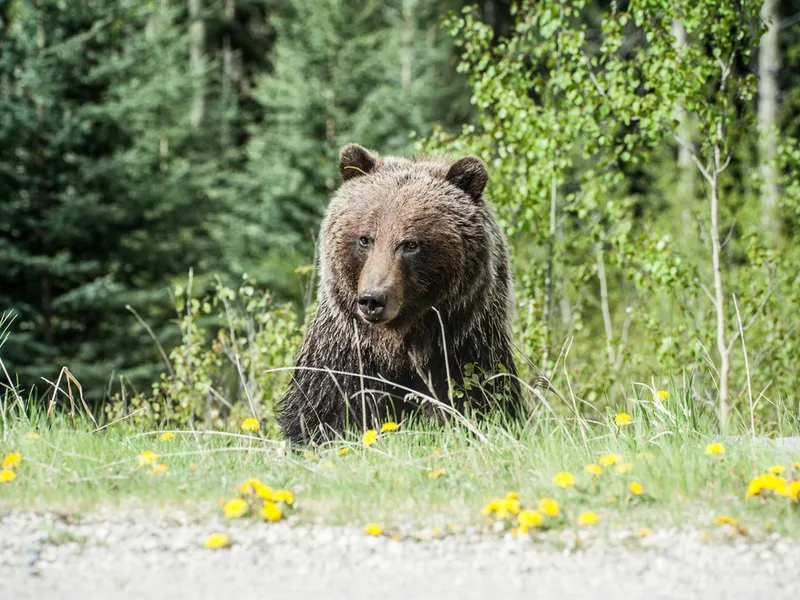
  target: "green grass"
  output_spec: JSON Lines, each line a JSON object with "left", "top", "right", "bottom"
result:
{"left": 2, "top": 399, "right": 799, "bottom": 540}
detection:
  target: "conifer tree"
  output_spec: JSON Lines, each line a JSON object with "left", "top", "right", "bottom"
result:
{"left": 0, "top": 0, "right": 234, "bottom": 400}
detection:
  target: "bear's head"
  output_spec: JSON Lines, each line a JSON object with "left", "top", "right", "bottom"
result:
{"left": 319, "top": 143, "right": 495, "bottom": 330}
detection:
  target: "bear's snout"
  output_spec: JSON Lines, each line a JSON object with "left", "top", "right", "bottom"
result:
{"left": 357, "top": 249, "right": 405, "bottom": 324}
{"left": 358, "top": 290, "right": 387, "bottom": 320}
{"left": 355, "top": 283, "right": 402, "bottom": 323}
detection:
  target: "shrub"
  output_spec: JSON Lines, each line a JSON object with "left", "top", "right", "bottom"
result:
{"left": 105, "top": 276, "right": 306, "bottom": 435}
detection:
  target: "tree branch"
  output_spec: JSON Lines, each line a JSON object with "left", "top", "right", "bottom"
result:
{"left": 670, "top": 131, "right": 714, "bottom": 183}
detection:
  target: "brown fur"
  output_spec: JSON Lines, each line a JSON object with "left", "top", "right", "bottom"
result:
{"left": 277, "top": 143, "right": 521, "bottom": 444}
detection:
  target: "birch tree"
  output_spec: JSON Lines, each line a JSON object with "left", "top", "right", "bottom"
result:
{"left": 758, "top": 0, "right": 780, "bottom": 237}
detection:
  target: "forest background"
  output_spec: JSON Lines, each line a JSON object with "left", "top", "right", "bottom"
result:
{"left": 2, "top": 0, "right": 800, "bottom": 435}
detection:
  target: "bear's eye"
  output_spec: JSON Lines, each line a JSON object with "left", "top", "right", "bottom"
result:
{"left": 358, "top": 236, "right": 371, "bottom": 248}
{"left": 401, "top": 241, "right": 419, "bottom": 253}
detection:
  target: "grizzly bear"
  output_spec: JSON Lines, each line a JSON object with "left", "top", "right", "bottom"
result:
{"left": 277, "top": 143, "right": 521, "bottom": 444}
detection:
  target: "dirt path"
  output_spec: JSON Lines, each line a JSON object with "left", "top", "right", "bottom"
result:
{"left": 2, "top": 509, "right": 799, "bottom": 599}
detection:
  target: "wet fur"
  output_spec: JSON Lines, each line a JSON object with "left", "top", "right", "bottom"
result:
{"left": 278, "top": 145, "right": 521, "bottom": 444}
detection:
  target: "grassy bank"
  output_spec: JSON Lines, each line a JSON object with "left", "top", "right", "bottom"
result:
{"left": 1, "top": 396, "right": 799, "bottom": 540}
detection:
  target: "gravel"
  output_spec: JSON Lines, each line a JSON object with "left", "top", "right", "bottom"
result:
{"left": 2, "top": 508, "right": 799, "bottom": 599}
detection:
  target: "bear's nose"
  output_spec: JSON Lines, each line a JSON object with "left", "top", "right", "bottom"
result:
{"left": 358, "top": 291, "right": 387, "bottom": 319}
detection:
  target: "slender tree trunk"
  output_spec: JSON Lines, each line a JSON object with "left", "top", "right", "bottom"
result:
{"left": 221, "top": 0, "right": 236, "bottom": 145}
{"left": 758, "top": 0, "right": 780, "bottom": 238}
{"left": 41, "top": 277, "right": 53, "bottom": 346}
{"left": 147, "top": 1, "right": 170, "bottom": 163}
{"left": 325, "top": 28, "right": 337, "bottom": 189}
{"left": 188, "top": 0, "right": 205, "bottom": 129}
{"left": 671, "top": 19, "right": 694, "bottom": 222}
{"left": 401, "top": 0, "right": 412, "bottom": 90}
{"left": 596, "top": 242, "right": 614, "bottom": 365}
{"left": 483, "top": 1, "right": 496, "bottom": 30}
{"left": 35, "top": 1, "right": 52, "bottom": 348}
{"left": 710, "top": 123, "right": 729, "bottom": 428}
{"left": 543, "top": 171, "right": 557, "bottom": 352}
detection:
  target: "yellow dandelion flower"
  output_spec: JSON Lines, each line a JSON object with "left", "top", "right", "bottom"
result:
{"left": 136, "top": 450, "right": 158, "bottom": 466}
{"left": 364, "top": 523, "right": 383, "bottom": 536}
{"left": 584, "top": 463, "right": 603, "bottom": 476}
{"left": 239, "top": 478, "right": 274, "bottom": 500}
{"left": 768, "top": 465, "right": 785, "bottom": 475}
{"left": 238, "top": 477, "right": 262, "bottom": 493}
{"left": 553, "top": 471, "right": 576, "bottom": 488}
{"left": 745, "top": 476, "right": 765, "bottom": 499}
{"left": 481, "top": 496, "right": 520, "bottom": 519}
{"left": 629, "top": 482, "right": 645, "bottom": 496}
{"left": 160, "top": 432, "right": 175, "bottom": 441}
{"left": 273, "top": 489, "right": 295, "bottom": 505}
{"left": 189, "top": 463, "right": 197, "bottom": 471}
{"left": 791, "top": 462, "right": 800, "bottom": 469}
{"left": 713, "top": 516, "right": 738, "bottom": 526}
{"left": 578, "top": 511, "right": 600, "bottom": 526}
{"left": 338, "top": 447, "right": 352, "bottom": 456}
{"left": 705, "top": 442, "right": 725, "bottom": 455}
{"left": 745, "top": 473, "right": 789, "bottom": 499}
{"left": 538, "top": 497, "right": 560, "bottom": 517}
{"left": 614, "top": 413, "right": 633, "bottom": 426}
{"left": 769, "top": 476, "right": 789, "bottom": 496}
{"left": 2, "top": 452, "right": 21, "bottom": 469}
{"left": 637, "top": 452, "right": 655, "bottom": 462}
{"left": 762, "top": 474, "right": 788, "bottom": 496}
{"left": 505, "top": 491, "right": 520, "bottom": 501}
{"left": 150, "top": 463, "right": 169, "bottom": 474}
{"left": 222, "top": 498, "right": 249, "bottom": 519}
{"left": 657, "top": 390, "right": 669, "bottom": 400}
{"left": 254, "top": 483, "right": 274, "bottom": 500}
{"left": 380, "top": 421, "right": 399, "bottom": 433}
{"left": 261, "top": 501, "right": 282, "bottom": 522}
{"left": 203, "top": 533, "right": 231, "bottom": 549}
{"left": 615, "top": 463, "right": 634, "bottom": 475}
{"left": 789, "top": 481, "right": 800, "bottom": 502}
{"left": 498, "top": 497, "right": 521, "bottom": 517}
{"left": 0, "top": 469, "right": 16, "bottom": 483}
{"left": 25, "top": 432, "right": 41, "bottom": 441}
{"left": 636, "top": 528, "right": 651, "bottom": 537}
{"left": 303, "top": 452, "right": 319, "bottom": 461}
{"left": 481, "top": 499, "right": 501, "bottom": 516}
{"left": 427, "top": 469, "right": 447, "bottom": 480}
{"left": 517, "top": 510, "right": 544, "bottom": 528}
{"left": 599, "top": 453, "right": 623, "bottom": 466}
{"left": 362, "top": 429, "right": 378, "bottom": 446}
{"left": 241, "top": 418, "right": 259, "bottom": 432}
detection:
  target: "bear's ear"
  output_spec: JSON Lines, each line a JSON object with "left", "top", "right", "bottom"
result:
{"left": 339, "top": 143, "right": 379, "bottom": 182}
{"left": 445, "top": 156, "right": 488, "bottom": 201}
